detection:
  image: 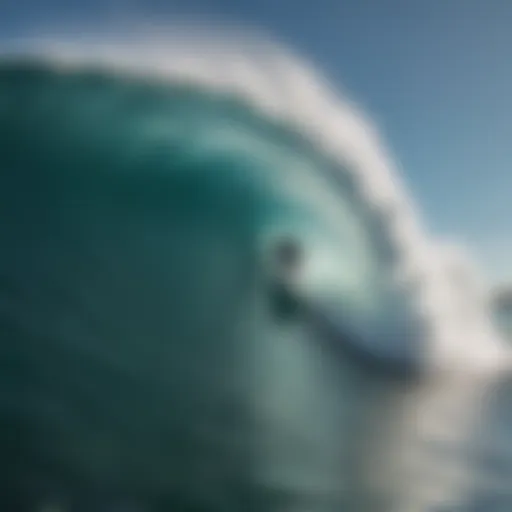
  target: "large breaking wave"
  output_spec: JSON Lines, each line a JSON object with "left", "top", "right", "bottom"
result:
{"left": 1, "top": 25, "right": 512, "bottom": 511}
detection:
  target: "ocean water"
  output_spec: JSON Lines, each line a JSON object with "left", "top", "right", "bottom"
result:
{"left": 1, "top": 31, "right": 511, "bottom": 511}
{"left": 493, "top": 300, "right": 512, "bottom": 343}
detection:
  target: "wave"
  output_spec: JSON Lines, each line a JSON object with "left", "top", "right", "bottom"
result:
{"left": 1, "top": 26, "right": 512, "bottom": 511}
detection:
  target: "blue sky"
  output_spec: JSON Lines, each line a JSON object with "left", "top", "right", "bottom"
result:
{"left": 1, "top": 0, "right": 511, "bottom": 283}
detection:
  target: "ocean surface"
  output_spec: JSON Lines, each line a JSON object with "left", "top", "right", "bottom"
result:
{"left": 1, "top": 32, "right": 511, "bottom": 511}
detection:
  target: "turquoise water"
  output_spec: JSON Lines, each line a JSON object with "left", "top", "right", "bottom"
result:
{"left": 0, "top": 55, "right": 511, "bottom": 511}
{"left": 0, "top": 60, "right": 419, "bottom": 510}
